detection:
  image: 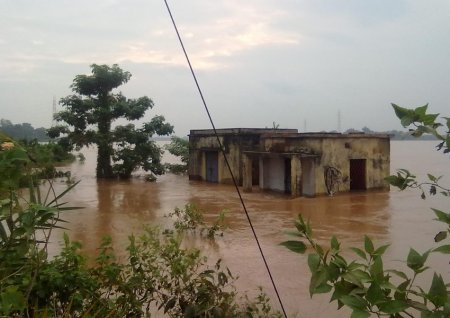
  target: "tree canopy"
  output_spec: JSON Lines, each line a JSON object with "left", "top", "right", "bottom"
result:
{"left": 48, "top": 64, "right": 173, "bottom": 178}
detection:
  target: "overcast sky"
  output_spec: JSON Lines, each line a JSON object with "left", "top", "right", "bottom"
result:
{"left": 1, "top": 1, "right": 449, "bottom": 136}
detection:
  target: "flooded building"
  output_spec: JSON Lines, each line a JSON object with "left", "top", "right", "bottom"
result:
{"left": 188, "top": 128, "right": 390, "bottom": 197}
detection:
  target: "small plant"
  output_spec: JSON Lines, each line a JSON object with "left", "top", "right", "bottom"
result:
{"left": 167, "top": 203, "right": 227, "bottom": 238}
{"left": 0, "top": 136, "right": 80, "bottom": 316}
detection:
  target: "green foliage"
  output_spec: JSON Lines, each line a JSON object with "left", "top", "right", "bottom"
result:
{"left": 166, "top": 203, "right": 227, "bottom": 239}
{"left": 165, "top": 136, "right": 189, "bottom": 174}
{"left": 48, "top": 64, "right": 174, "bottom": 179}
{"left": 0, "top": 136, "right": 280, "bottom": 317}
{"left": 391, "top": 103, "right": 449, "bottom": 152}
{"left": 282, "top": 104, "right": 450, "bottom": 317}
{"left": 0, "top": 137, "right": 81, "bottom": 316}
{"left": 3, "top": 136, "right": 76, "bottom": 185}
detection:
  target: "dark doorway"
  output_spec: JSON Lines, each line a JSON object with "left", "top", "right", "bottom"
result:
{"left": 350, "top": 159, "right": 366, "bottom": 190}
{"left": 205, "top": 151, "right": 218, "bottom": 183}
{"left": 284, "top": 158, "right": 291, "bottom": 194}
{"left": 301, "top": 158, "right": 316, "bottom": 197}
{"left": 251, "top": 158, "right": 259, "bottom": 185}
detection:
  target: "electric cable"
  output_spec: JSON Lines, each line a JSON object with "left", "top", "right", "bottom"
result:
{"left": 163, "top": 1, "right": 288, "bottom": 317}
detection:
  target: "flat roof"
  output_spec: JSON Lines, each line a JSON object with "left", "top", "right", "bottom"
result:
{"left": 189, "top": 128, "right": 298, "bottom": 136}
{"left": 189, "top": 128, "right": 390, "bottom": 139}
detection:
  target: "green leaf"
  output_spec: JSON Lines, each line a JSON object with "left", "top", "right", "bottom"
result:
{"left": 309, "top": 269, "right": 329, "bottom": 296}
{"left": 364, "top": 235, "right": 374, "bottom": 254}
{"left": 378, "top": 300, "right": 409, "bottom": 314}
{"left": 331, "top": 280, "right": 359, "bottom": 303}
{"left": 387, "top": 269, "right": 408, "bottom": 281}
{"left": 0, "top": 286, "right": 27, "bottom": 312}
{"left": 433, "top": 244, "right": 450, "bottom": 254}
{"left": 366, "top": 282, "right": 385, "bottom": 305}
{"left": 314, "top": 283, "right": 332, "bottom": 294}
{"left": 445, "top": 117, "right": 450, "bottom": 130}
{"left": 433, "top": 208, "right": 450, "bottom": 225}
{"left": 331, "top": 235, "right": 340, "bottom": 250}
{"left": 434, "top": 231, "right": 447, "bottom": 243}
{"left": 370, "top": 256, "right": 384, "bottom": 282}
{"left": 341, "top": 271, "right": 366, "bottom": 288}
{"left": 421, "top": 310, "right": 445, "bottom": 318}
{"left": 307, "top": 253, "right": 320, "bottom": 272}
{"left": 422, "top": 113, "right": 439, "bottom": 126}
{"left": 350, "top": 247, "right": 367, "bottom": 260}
{"left": 415, "top": 104, "right": 428, "bottom": 116}
{"left": 407, "top": 248, "right": 429, "bottom": 272}
{"left": 394, "top": 279, "right": 410, "bottom": 301}
{"left": 373, "top": 244, "right": 390, "bottom": 256}
{"left": 340, "top": 295, "right": 367, "bottom": 311}
{"left": 428, "top": 273, "right": 447, "bottom": 307}
{"left": 331, "top": 254, "right": 348, "bottom": 269}
{"left": 392, "top": 104, "right": 414, "bottom": 127}
{"left": 280, "top": 240, "right": 306, "bottom": 254}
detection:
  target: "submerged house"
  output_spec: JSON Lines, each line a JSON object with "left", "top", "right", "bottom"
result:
{"left": 188, "top": 128, "right": 390, "bottom": 197}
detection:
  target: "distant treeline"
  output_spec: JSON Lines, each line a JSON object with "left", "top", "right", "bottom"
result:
{"left": 0, "top": 119, "right": 50, "bottom": 141}
{"left": 0, "top": 118, "right": 436, "bottom": 142}
{"left": 344, "top": 126, "right": 437, "bottom": 140}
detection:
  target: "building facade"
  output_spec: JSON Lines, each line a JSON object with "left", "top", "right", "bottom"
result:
{"left": 188, "top": 128, "right": 390, "bottom": 197}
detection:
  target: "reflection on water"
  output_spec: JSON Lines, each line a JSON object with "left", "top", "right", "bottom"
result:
{"left": 49, "top": 141, "right": 449, "bottom": 317}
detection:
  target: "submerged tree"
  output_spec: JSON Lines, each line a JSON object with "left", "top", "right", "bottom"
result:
{"left": 48, "top": 64, "right": 173, "bottom": 178}
{"left": 165, "top": 136, "right": 189, "bottom": 174}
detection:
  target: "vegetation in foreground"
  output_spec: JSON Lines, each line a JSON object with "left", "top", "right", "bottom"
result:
{"left": 282, "top": 104, "right": 450, "bottom": 318}
{"left": 0, "top": 136, "right": 281, "bottom": 317}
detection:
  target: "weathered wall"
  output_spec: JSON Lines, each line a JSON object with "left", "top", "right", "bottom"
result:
{"left": 190, "top": 130, "right": 390, "bottom": 196}
{"left": 188, "top": 133, "right": 258, "bottom": 185}
{"left": 188, "top": 135, "right": 224, "bottom": 181}
{"left": 262, "top": 135, "right": 390, "bottom": 195}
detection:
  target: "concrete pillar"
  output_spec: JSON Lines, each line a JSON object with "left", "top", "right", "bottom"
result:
{"left": 242, "top": 154, "right": 252, "bottom": 192}
{"left": 290, "top": 155, "right": 302, "bottom": 197}
{"left": 259, "top": 157, "right": 264, "bottom": 189}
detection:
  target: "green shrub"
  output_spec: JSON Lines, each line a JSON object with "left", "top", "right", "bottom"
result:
{"left": 0, "top": 136, "right": 281, "bottom": 317}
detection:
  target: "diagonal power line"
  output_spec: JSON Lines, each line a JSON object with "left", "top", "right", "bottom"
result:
{"left": 162, "top": 1, "right": 288, "bottom": 317}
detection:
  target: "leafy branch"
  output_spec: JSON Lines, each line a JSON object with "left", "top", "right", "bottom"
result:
{"left": 282, "top": 104, "right": 450, "bottom": 318}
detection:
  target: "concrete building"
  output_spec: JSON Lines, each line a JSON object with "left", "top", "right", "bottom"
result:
{"left": 188, "top": 128, "right": 390, "bottom": 197}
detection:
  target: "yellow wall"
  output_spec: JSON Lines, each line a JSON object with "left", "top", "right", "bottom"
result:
{"left": 189, "top": 132, "right": 390, "bottom": 196}
{"left": 262, "top": 136, "right": 390, "bottom": 195}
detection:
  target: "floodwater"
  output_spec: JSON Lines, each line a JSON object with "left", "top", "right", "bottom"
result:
{"left": 48, "top": 141, "right": 449, "bottom": 317}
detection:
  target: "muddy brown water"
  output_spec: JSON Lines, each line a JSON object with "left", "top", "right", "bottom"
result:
{"left": 47, "top": 141, "right": 449, "bottom": 317}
